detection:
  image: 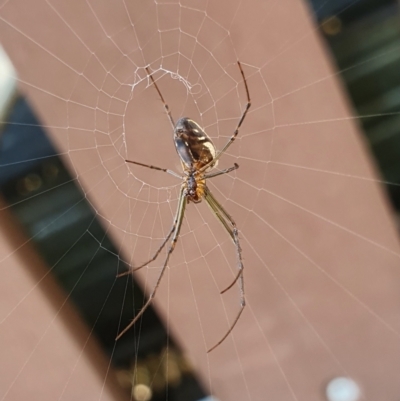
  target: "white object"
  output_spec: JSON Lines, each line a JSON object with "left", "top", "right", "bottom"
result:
{"left": 326, "top": 377, "right": 361, "bottom": 401}
{"left": 0, "top": 46, "right": 16, "bottom": 120}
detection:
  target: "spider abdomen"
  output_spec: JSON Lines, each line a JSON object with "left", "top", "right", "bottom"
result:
{"left": 174, "top": 118, "right": 217, "bottom": 170}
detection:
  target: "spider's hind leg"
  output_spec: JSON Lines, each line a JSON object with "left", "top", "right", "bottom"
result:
{"left": 146, "top": 66, "right": 175, "bottom": 128}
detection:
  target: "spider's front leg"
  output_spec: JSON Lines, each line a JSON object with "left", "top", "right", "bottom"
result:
{"left": 203, "top": 186, "right": 245, "bottom": 353}
{"left": 118, "top": 158, "right": 183, "bottom": 277}
{"left": 117, "top": 226, "right": 175, "bottom": 278}
{"left": 116, "top": 186, "right": 187, "bottom": 340}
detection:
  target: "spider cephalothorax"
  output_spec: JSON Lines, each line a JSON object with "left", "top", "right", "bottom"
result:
{"left": 120, "top": 61, "right": 251, "bottom": 352}
{"left": 184, "top": 166, "right": 205, "bottom": 204}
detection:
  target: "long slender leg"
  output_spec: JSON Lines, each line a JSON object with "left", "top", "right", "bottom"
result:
{"left": 117, "top": 226, "right": 175, "bottom": 278}
{"left": 119, "top": 161, "right": 181, "bottom": 276}
{"left": 204, "top": 163, "right": 239, "bottom": 180}
{"left": 146, "top": 67, "right": 175, "bottom": 129}
{"left": 126, "top": 159, "right": 181, "bottom": 179}
{"left": 204, "top": 186, "right": 245, "bottom": 353}
{"left": 116, "top": 187, "right": 187, "bottom": 341}
{"left": 198, "top": 61, "right": 251, "bottom": 174}
{"left": 204, "top": 187, "right": 234, "bottom": 241}
{"left": 204, "top": 187, "right": 243, "bottom": 292}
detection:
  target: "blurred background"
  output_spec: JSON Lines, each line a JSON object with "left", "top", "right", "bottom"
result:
{"left": 0, "top": 0, "right": 400, "bottom": 400}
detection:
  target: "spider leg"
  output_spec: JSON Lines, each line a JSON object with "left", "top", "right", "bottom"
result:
{"left": 146, "top": 67, "right": 175, "bottom": 129}
{"left": 198, "top": 61, "right": 251, "bottom": 174}
{"left": 116, "top": 186, "right": 187, "bottom": 341}
{"left": 204, "top": 186, "right": 245, "bottom": 353}
{"left": 204, "top": 187, "right": 244, "bottom": 293}
{"left": 126, "top": 159, "right": 181, "bottom": 179}
{"left": 119, "top": 161, "right": 182, "bottom": 276}
{"left": 204, "top": 163, "right": 239, "bottom": 180}
{"left": 117, "top": 225, "right": 175, "bottom": 278}
{"left": 117, "top": 160, "right": 182, "bottom": 277}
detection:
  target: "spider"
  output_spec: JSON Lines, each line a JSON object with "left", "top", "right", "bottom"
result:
{"left": 117, "top": 61, "right": 251, "bottom": 353}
